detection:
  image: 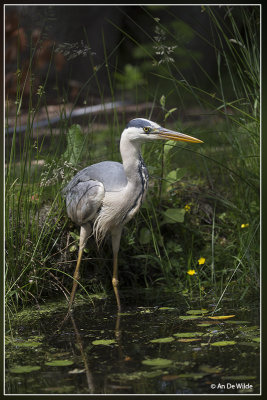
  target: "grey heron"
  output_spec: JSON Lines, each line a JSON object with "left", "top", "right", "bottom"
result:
{"left": 63, "top": 118, "right": 203, "bottom": 312}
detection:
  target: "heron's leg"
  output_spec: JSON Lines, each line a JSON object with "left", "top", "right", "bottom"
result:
{"left": 111, "top": 227, "right": 123, "bottom": 312}
{"left": 68, "top": 223, "right": 91, "bottom": 312}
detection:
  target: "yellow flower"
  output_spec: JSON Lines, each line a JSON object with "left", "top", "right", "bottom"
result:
{"left": 198, "top": 257, "right": 206, "bottom": 265}
{"left": 187, "top": 269, "right": 196, "bottom": 276}
{"left": 184, "top": 204, "right": 191, "bottom": 212}
{"left": 241, "top": 223, "right": 249, "bottom": 229}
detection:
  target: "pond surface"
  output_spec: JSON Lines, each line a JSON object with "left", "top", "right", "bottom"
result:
{"left": 5, "top": 293, "right": 260, "bottom": 395}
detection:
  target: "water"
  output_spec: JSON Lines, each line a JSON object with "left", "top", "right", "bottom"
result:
{"left": 5, "top": 293, "right": 260, "bottom": 394}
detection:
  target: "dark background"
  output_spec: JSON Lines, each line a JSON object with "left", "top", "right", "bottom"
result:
{"left": 5, "top": 5, "right": 247, "bottom": 107}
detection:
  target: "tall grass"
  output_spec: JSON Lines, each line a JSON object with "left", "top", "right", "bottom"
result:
{"left": 5, "top": 6, "right": 260, "bottom": 314}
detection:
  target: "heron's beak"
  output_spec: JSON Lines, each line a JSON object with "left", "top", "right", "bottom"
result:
{"left": 154, "top": 127, "right": 203, "bottom": 143}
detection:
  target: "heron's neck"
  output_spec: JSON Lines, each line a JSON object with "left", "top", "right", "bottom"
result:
{"left": 120, "top": 134, "right": 144, "bottom": 185}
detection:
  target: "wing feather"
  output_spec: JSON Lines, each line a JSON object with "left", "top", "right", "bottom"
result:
{"left": 62, "top": 161, "right": 127, "bottom": 226}
{"left": 64, "top": 179, "right": 104, "bottom": 225}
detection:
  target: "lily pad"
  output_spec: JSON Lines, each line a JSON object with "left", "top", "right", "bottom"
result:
{"left": 179, "top": 315, "right": 201, "bottom": 320}
{"left": 204, "top": 330, "right": 226, "bottom": 336}
{"left": 186, "top": 309, "right": 209, "bottom": 315}
{"left": 208, "top": 315, "right": 235, "bottom": 320}
{"left": 241, "top": 325, "right": 259, "bottom": 331}
{"left": 199, "top": 365, "right": 223, "bottom": 374}
{"left": 150, "top": 337, "right": 175, "bottom": 343}
{"left": 222, "top": 375, "right": 257, "bottom": 380}
{"left": 92, "top": 339, "right": 116, "bottom": 346}
{"left": 142, "top": 358, "right": 173, "bottom": 367}
{"left": 162, "top": 374, "right": 180, "bottom": 381}
{"left": 224, "top": 320, "right": 250, "bottom": 324}
{"left": 110, "top": 370, "right": 164, "bottom": 381}
{"left": 14, "top": 341, "right": 41, "bottom": 348}
{"left": 173, "top": 332, "right": 203, "bottom": 338}
{"left": 140, "top": 309, "right": 153, "bottom": 314}
{"left": 118, "top": 312, "right": 134, "bottom": 316}
{"left": 238, "top": 341, "right": 259, "bottom": 347}
{"left": 177, "top": 338, "right": 201, "bottom": 343}
{"left": 211, "top": 341, "right": 236, "bottom": 347}
{"left": 42, "top": 385, "right": 76, "bottom": 393}
{"left": 197, "top": 320, "right": 221, "bottom": 325}
{"left": 178, "top": 372, "right": 205, "bottom": 380}
{"left": 9, "top": 365, "right": 41, "bottom": 373}
{"left": 158, "top": 307, "right": 176, "bottom": 311}
{"left": 45, "top": 360, "right": 74, "bottom": 367}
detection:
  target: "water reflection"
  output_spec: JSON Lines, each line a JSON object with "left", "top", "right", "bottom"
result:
{"left": 58, "top": 309, "right": 125, "bottom": 394}
{"left": 69, "top": 314, "right": 95, "bottom": 393}
{"left": 5, "top": 298, "right": 260, "bottom": 395}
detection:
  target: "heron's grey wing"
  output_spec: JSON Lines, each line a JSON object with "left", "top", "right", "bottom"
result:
{"left": 62, "top": 161, "right": 127, "bottom": 225}
{"left": 69, "top": 161, "right": 128, "bottom": 192}
{"left": 64, "top": 179, "right": 105, "bottom": 226}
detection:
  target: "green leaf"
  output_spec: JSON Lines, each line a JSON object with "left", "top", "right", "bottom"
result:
{"left": 139, "top": 227, "right": 151, "bottom": 245}
{"left": 162, "top": 168, "right": 187, "bottom": 195}
{"left": 163, "top": 140, "right": 174, "bottom": 156}
{"left": 69, "top": 245, "right": 77, "bottom": 253}
{"left": 162, "top": 170, "right": 177, "bottom": 193}
{"left": 164, "top": 107, "right": 177, "bottom": 120}
{"left": 160, "top": 95, "right": 166, "bottom": 108}
{"left": 114, "top": 64, "right": 145, "bottom": 90}
{"left": 63, "top": 124, "right": 85, "bottom": 165}
{"left": 70, "top": 232, "right": 80, "bottom": 241}
{"left": 161, "top": 208, "right": 185, "bottom": 224}
{"left": 166, "top": 170, "right": 177, "bottom": 184}
{"left": 175, "top": 167, "right": 187, "bottom": 181}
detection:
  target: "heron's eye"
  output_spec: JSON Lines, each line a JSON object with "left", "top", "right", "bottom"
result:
{"left": 143, "top": 127, "right": 150, "bottom": 133}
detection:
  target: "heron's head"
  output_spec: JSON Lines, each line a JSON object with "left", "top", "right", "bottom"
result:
{"left": 123, "top": 118, "right": 203, "bottom": 144}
